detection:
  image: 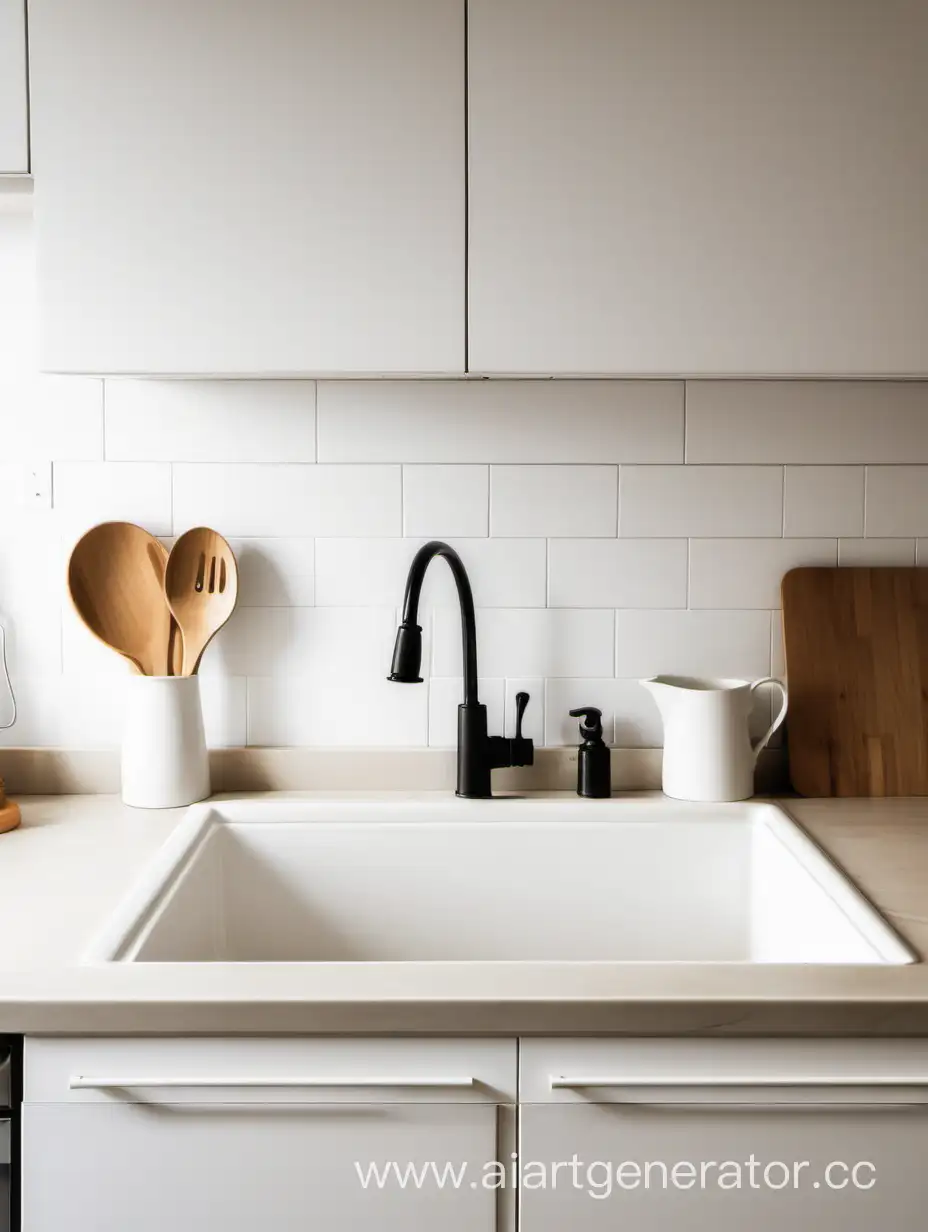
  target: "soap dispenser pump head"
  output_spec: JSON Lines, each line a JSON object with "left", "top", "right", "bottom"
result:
{"left": 569, "top": 706, "right": 603, "bottom": 742}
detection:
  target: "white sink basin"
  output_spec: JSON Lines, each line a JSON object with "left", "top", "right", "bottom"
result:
{"left": 85, "top": 798, "right": 914, "bottom": 966}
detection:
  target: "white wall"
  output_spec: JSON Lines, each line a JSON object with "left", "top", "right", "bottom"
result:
{"left": 1, "top": 209, "right": 927, "bottom": 750}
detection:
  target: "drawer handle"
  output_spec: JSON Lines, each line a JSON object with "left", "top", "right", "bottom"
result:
{"left": 551, "top": 1075, "right": 928, "bottom": 1090}
{"left": 70, "top": 1075, "right": 477, "bottom": 1091}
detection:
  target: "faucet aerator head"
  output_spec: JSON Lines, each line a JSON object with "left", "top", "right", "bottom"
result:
{"left": 388, "top": 622, "right": 424, "bottom": 684}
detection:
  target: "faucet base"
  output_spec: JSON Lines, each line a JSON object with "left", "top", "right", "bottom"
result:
{"left": 457, "top": 703, "right": 493, "bottom": 798}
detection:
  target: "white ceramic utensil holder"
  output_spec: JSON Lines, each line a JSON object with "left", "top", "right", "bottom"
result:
{"left": 121, "top": 675, "right": 210, "bottom": 809}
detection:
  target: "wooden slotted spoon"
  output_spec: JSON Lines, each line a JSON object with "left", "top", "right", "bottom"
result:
{"left": 165, "top": 527, "right": 238, "bottom": 676}
{"left": 68, "top": 522, "right": 177, "bottom": 677}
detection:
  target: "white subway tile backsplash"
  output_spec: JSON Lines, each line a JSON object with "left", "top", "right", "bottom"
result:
{"left": 433, "top": 608, "right": 614, "bottom": 678}
{"left": 544, "top": 679, "right": 619, "bottom": 746}
{"left": 491, "top": 466, "right": 617, "bottom": 537}
{"left": 61, "top": 601, "right": 133, "bottom": 676}
{"left": 612, "top": 680, "right": 670, "bottom": 748}
{"left": 0, "top": 525, "right": 63, "bottom": 675}
{"left": 771, "top": 610, "right": 785, "bottom": 679}
{"left": 318, "top": 380, "right": 683, "bottom": 464}
{"left": 689, "top": 538, "right": 837, "bottom": 609}
{"left": 0, "top": 599, "right": 60, "bottom": 679}
{"left": 403, "top": 465, "right": 488, "bottom": 537}
{"left": 199, "top": 675, "right": 249, "bottom": 747}
{"left": 783, "top": 466, "right": 864, "bottom": 537}
{"left": 0, "top": 212, "right": 37, "bottom": 376}
{"left": 203, "top": 606, "right": 397, "bottom": 680}
{"left": 428, "top": 539, "right": 547, "bottom": 607}
{"left": 866, "top": 466, "right": 928, "bottom": 537}
{"left": 247, "top": 675, "right": 428, "bottom": 747}
{"left": 173, "top": 464, "right": 401, "bottom": 537}
{"left": 232, "top": 538, "right": 315, "bottom": 606}
{"left": 687, "top": 381, "right": 928, "bottom": 464}
{"left": 620, "top": 466, "right": 783, "bottom": 537}
{"left": 1, "top": 375, "right": 104, "bottom": 461}
{"left": 838, "top": 538, "right": 916, "bottom": 566}
{"left": 54, "top": 461, "right": 173, "bottom": 536}
{"left": 105, "top": 380, "right": 316, "bottom": 463}
{"left": 614, "top": 610, "right": 772, "bottom": 680}
{"left": 0, "top": 672, "right": 246, "bottom": 748}
{"left": 200, "top": 607, "right": 293, "bottom": 678}
{"left": 314, "top": 538, "right": 415, "bottom": 607}
{"left": 0, "top": 674, "right": 124, "bottom": 748}
{"left": 428, "top": 676, "right": 504, "bottom": 747}
{"left": 314, "top": 537, "right": 546, "bottom": 608}
{"left": 547, "top": 538, "right": 687, "bottom": 608}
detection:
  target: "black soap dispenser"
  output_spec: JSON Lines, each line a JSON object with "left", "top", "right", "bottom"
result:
{"left": 569, "top": 707, "right": 611, "bottom": 798}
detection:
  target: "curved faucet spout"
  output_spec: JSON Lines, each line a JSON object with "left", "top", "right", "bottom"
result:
{"left": 387, "top": 541, "right": 532, "bottom": 798}
{"left": 390, "top": 541, "right": 479, "bottom": 706}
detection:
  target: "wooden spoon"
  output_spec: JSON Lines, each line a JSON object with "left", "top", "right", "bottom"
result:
{"left": 68, "top": 522, "right": 176, "bottom": 676}
{"left": 165, "top": 528, "right": 238, "bottom": 676}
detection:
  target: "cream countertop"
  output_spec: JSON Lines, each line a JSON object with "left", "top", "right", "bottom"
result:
{"left": 1, "top": 791, "right": 928, "bottom": 1036}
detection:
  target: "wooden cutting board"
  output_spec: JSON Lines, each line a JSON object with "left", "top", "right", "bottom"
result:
{"left": 782, "top": 567, "right": 928, "bottom": 797}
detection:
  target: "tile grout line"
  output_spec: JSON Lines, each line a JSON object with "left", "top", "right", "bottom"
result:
{"left": 463, "top": 0, "right": 470, "bottom": 374}
{"left": 682, "top": 380, "right": 687, "bottom": 464}
{"left": 863, "top": 464, "right": 869, "bottom": 538}
{"left": 686, "top": 537, "right": 691, "bottom": 611}
{"left": 101, "top": 379, "right": 107, "bottom": 461}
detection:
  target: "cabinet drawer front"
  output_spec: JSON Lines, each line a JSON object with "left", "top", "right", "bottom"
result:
{"left": 26, "top": 1037, "right": 517, "bottom": 1105}
{"left": 521, "top": 1039, "right": 928, "bottom": 1105}
{"left": 521, "top": 1102, "right": 925, "bottom": 1232}
{"left": 24, "top": 1102, "right": 499, "bottom": 1232}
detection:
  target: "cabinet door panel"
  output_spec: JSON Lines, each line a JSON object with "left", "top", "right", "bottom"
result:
{"left": 521, "top": 1101, "right": 924, "bottom": 1231}
{"left": 469, "top": 0, "right": 928, "bottom": 376}
{"left": 29, "top": 0, "right": 464, "bottom": 375}
{"left": 0, "top": 0, "right": 28, "bottom": 172}
{"left": 24, "top": 1102, "right": 498, "bottom": 1232}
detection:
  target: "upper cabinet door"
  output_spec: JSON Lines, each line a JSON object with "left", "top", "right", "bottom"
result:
{"left": 468, "top": 0, "right": 928, "bottom": 377}
{"left": 29, "top": 0, "right": 464, "bottom": 375}
{"left": 0, "top": 0, "right": 28, "bottom": 172}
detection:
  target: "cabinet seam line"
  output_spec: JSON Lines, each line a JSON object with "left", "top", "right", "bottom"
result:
{"left": 463, "top": 0, "right": 470, "bottom": 374}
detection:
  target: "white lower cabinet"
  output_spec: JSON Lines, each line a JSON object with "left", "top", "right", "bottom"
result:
{"left": 23, "top": 1035, "right": 928, "bottom": 1231}
{"left": 25, "top": 1103, "right": 498, "bottom": 1231}
{"left": 23, "top": 1037, "right": 516, "bottom": 1232}
{"left": 519, "top": 1039, "right": 928, "bottom": 1232}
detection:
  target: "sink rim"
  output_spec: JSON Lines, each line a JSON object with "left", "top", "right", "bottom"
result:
{"left": 82, "top": 797, "right": 917, "bottom": 968}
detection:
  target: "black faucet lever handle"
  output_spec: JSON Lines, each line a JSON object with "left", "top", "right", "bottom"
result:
{"left": 514, "top": 691, "right": 530, "bottom": 740}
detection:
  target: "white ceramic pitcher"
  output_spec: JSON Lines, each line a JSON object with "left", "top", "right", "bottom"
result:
{"left": 641, "top": 676, "right": 788, "bottom": 803}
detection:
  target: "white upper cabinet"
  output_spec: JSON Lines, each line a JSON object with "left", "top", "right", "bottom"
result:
{"left": 0, "top": 0, "right": 28, "bottom": 172}
{"left": 468, "top": 0, "right": 928, "bottom": 377}
{"left": 28, "top": 0, "right": 465, "bottom": 375}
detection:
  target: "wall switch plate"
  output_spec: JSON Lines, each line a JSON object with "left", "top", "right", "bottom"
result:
{"left": 22, "top": 461, "right": 52, "bottom": 508}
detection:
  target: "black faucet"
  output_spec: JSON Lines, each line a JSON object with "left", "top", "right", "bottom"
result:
{"left": 388, "top": 541, "right": 534, "bottom": 798}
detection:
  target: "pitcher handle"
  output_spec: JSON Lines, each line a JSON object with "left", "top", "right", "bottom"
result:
{"left": 750, "top": 677, "right": 789, "bottom": 762}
